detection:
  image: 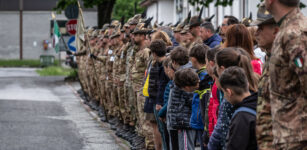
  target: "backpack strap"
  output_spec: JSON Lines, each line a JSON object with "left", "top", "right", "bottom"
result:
{"left": 232, "top": 107, "right": 256, "bottom": 119}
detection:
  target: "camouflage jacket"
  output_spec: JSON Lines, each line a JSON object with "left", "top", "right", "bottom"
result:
{"left": 125, "top": 44, "right": 136, "bottom": 86}
{"left": 131, "top": 47, "right": 150, "bottom": 89}
{"left": 269, "top": 8, "right": 307, "bottom": 144}
{"left": 117, "top": 42, "right": 130, "bottom": 82}
{"left": 105, "top": 46, "right": 116, "bottom": 81}
{"left": 112, "top": 43, "right": 124, "bottom": 84}
{"left": 256, "top": 54, "right": 274, "bottom": 149}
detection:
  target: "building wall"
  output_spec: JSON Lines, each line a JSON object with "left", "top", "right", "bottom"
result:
{"left": 145, "top": 0, "right": 307, "bottom": 29}
{"left": 0, "top": 11, "right": 97, "bottom": 60}
{"left": 158, "top": 0, "right": 174, "bottom": 24}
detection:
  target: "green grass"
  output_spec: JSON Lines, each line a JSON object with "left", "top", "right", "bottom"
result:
{"left": 36, "top": 66, "right": 77, "bottom": 76}
{"left": 0, "top": 59, "right": 59, "bottom": 67}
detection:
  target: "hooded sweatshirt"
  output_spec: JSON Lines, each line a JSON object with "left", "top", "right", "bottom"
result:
{"left": 226, "top": 92, "right": 258, "bottom": 150}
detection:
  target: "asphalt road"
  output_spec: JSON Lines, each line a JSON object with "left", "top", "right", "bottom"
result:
{"left": 0, "top": 68, "right": 123, "bottom": 150}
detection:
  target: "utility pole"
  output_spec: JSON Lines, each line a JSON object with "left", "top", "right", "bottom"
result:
{"left": 19, "top": 0, "right": 23, "bottom": 60}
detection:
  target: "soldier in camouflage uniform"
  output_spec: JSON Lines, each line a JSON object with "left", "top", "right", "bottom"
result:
{"left": 124, "top": 15, "right": 140, "bottom": 128}
{"left": 251, "top": 4, "right": 278, "bottom": 150}
{"left": 85, "top": 29, "right": 97, "bottom": 103}
{"left": 130, "top": 22, "right": 155, "bottom": 150}
{"left": 265, "top": 0, "right": 307, "bottom": 149}
{"left": 114, "top": 25, "right": 130, "bottom": 128}
{"left": 74, "top": 30, "right": 88, "bottom": 96}
{"left": 188, "top": 15, "right": 205, "bottom": 51}
{"left": 95, "top": 27, "right": 110, "bottom": 121}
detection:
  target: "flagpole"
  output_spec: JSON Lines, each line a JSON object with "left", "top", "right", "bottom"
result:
{"left": 77, "top": 1, "right": 108, "bottom": 121}
{"left": 52, "top": 13, "right": 62, "bottom": 66}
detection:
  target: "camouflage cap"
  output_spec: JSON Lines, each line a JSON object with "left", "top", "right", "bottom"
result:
{"left": 132, "top": 23, "right": 148, "bottom": 34}
{"left": 87, "top": 27, "right": 94, "bottom": 36}
{"left": 129, "top": 14, "right": 142, "bottom": 25}
{"left": 180, "top": 25, "right": 190, "bottom": 34}
{"left": 110, "top": 20, "right": 120, "bottom": 28}
{"left": 189, "top": 16, "right": 202, "bottom": 28}
{"left": 250, "top": 3, "right": 275, "bottom": 26}
{"left": 91, "top": 29, "right": 99, "bottom": 38}
{"left": 103, "top": 29, "right": 109, "bottom": 38}
{"left": 174, "top": 23, "right": 184, "bottom": 33}
{"left": 241, "top": 13, "right": 253, "bottom": 27}
{"left": 101, "top": 23, "right": 110, "bottom": 32}
{"left": 110, "top": 28, "right": 121, "bottom": 39}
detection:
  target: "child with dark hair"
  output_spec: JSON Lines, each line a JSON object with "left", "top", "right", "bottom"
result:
{"left": 189, "top": 44, "right": 213, "bottom": 150}
{"left": 172, "top": 68, "right": 199, "bottom": 150}
{"left": 205, "top": 46, "right": 222, "bottom": 137}
{"left": 208, "top": 47, "right": 259, "bottom": 150}
{"left": 147, "top": 39, "right": 169, "bottom": 150}
{"left": 219, "top": 66, "right": 258, "bottom": 150}
{"left": 167, "top": 46, "right": 194, "bottom": 150}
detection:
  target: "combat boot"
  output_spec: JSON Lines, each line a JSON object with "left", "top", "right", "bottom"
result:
{"left": 77, "top": 89, "right": 83, "bottom": 95}
{"left": 117, "top": 124, "right": 130, "bottom": 138}
{"left": 130, "top": 138, "right": 145, "bottom": 150}
{"left": 110, "top": 118, "right": 120, "bottom": 130}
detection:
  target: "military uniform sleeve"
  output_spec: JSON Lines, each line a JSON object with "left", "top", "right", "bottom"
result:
{"left": 74, "top": 49, "right": 87, "bottom": 56}
{"left": 96, "top": 55, "right": 107, "bottom": 62}
{"left": 286, "top": 29, "right": 307, "bottom": 91}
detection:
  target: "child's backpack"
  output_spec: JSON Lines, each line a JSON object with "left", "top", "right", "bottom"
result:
{"left": 232, "top": 107, "right": 256, "bottom": 119}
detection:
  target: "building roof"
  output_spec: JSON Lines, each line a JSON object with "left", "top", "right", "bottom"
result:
{"left": 140, "top": 0, "right": 157, "bottom": 7}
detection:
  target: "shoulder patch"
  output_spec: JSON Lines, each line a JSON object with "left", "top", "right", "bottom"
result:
{"left": 294, "top": 55, "right": 304, "bottom": 68}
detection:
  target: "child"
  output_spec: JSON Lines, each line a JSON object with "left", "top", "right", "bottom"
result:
{"left": 189, "top": 44, "right": 213, "bottom": 150}
{"left": 205, "top": 46, "right": 221, "bottom": 137}
{"left": 208, "top": 47, "right": 259, "bottom": 150}
{"left": 148, "top": 39, "right": 170, "bottom": 150}
{"left": 173, "top": 68, "right": 200, "bottom": 150}
{"left": 167, "top": 46, "right": 193, "bottom": 150}
{"left": 219, "top": 66, "right": 258, "bottom": 150}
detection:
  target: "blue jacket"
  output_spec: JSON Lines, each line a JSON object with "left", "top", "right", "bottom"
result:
{"left": 158, "top": 80, "right": 173, "bottom": 118}
{"left": 190, "top": 67, "right": 210, "bottom": 130}
{"left": 204, "top": 34, "right": 222, "bottom": 48}
{"left": 208, "top": 91, "right": 234, "bottom": 150}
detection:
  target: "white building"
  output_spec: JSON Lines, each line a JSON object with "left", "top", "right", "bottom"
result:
{"left": 140, "top": 0, "right": 307, "bottom": 28}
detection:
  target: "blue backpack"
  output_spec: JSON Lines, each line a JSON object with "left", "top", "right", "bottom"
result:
{"left": 232, "top": 107, "right": 256, "bottom": 119}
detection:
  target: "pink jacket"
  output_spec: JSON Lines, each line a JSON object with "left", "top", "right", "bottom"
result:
{"left": 208, "top": 81, "right": 220, "bottom": 136}
{"left": 251, "top": 59, "right": 263, "bottom": 75}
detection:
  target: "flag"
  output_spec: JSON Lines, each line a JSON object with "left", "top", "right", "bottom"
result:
{"left": 53, "top": 20, "right": 61, "bottom": 53}
{"left": 76, "top": 2, "right": 85, "bottom": 52}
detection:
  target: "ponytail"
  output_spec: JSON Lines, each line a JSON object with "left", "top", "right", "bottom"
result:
{"left": 216, "top": 47, "right": 259, "bottom": 92}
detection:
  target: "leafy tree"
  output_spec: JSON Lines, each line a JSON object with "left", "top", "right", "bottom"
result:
{"left": 112, "top": 0, "right": 145, "bottom": 22}
{"left": 55, "top": 0, "right": 116, "bottom": 28}
{"left": 54, "top": 0, "right": 144, "bottom": 28}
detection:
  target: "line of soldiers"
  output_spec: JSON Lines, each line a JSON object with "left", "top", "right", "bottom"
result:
{"left": 73, "top": 1, "right": 307, "bottom": 149}
{"left": 73, "top": 10, "right": 249, "bottom": 150}
{"left": 73, "top": 9, "right": 222, "bottom": 149}
{"left": 75, "top": 14, "right": 160, "bottom": 150}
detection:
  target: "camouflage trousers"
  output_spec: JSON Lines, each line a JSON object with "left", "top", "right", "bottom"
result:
{"left": 105, "top": 79, "right": 113, "bottom": 117}
{"left": 133, "top": 84, "right": 154, "bottom": 150}
{"left": 98, "top": 76, "right": 106, "bottom": 108}
{"left": 275, "top": 141, "right": 307, "bottom": 150}
{"left": 110, "top": 83, "right": 120, "bottom": 118}
{"left": 124, "top": 82, "right": 136, "bottom": 126}
{"left": 118, "top": 81, "right": 131, "bottom": 124}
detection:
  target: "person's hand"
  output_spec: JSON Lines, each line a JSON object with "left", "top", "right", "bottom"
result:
{"left": 90, "top": 54, "right": 97, "bottom": 59}
{"left": 156, "top": 104, "right": 162, "bottom": 111}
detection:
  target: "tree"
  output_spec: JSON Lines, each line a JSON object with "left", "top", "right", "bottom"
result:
{"left": 112, "top": 0, "right": 145, "bottom": 22}
{"left": 54, "top": 0, "right": 144, "bottom": 28}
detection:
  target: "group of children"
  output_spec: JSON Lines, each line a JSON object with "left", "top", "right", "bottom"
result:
{"left": 146, "top": 35, "right": 260, "bottom": 150}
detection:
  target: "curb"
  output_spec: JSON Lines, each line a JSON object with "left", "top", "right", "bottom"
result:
{"left": 66, "top": 82, "right": 131, "bottom": 150}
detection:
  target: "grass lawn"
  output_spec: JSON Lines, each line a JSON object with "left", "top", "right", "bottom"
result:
{"left": 36, "top": 66, "right": 77, "bottom": 76}
{"left": 0, "top": 59, "right": 59, "bottom": 67}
